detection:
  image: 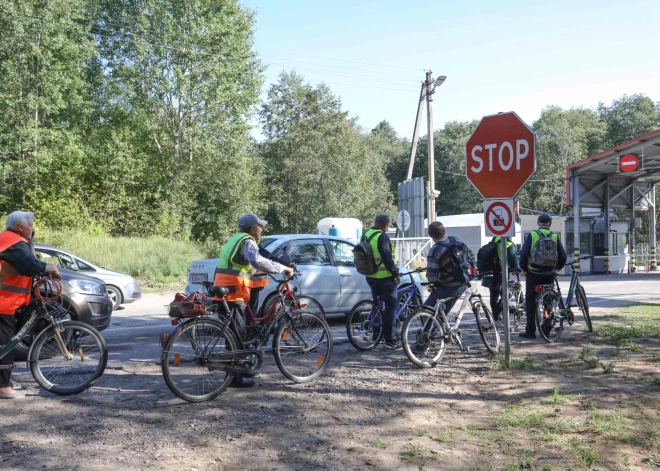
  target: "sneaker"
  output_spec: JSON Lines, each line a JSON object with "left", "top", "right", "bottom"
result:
{"left": 383, "top": 340, "right": 402, "bottom": 350}
{"left": 10, "top": 380, "right": 25, "bottom": 391}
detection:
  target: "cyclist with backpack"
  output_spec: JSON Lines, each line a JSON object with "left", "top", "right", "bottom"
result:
{"left": 519, "top": 213, "right": 567, "bottom": 339}
{"left": 477, "top": 237, "right": 519, "bottom": 321}
{"left": 353, "top": 213, "right": 401, "bottom": 350}
{"left": 424, "top": 222, "right": 475, "bottom": 314}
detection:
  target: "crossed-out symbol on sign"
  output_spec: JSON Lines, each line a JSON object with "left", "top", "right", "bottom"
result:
{"left": 486, "top": 202, "right": 513, "bottom": 236}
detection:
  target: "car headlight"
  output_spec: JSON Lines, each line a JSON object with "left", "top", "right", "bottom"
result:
{"left": 69, "top": 280, "right": 105, "bottom": 295}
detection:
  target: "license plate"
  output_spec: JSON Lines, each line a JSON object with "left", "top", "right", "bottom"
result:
{"left": 191, "top": 274, "right": 208, "bottom": 284}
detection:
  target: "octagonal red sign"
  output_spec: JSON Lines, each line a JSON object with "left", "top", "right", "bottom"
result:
{"left": 466, "top": 112, "right": 536, "bottom": 199}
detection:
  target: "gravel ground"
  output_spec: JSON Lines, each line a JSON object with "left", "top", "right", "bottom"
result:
{"left": 1, "top": 306, "right": 659, "bottom": 471}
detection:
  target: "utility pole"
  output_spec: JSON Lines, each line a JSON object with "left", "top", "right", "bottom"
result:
{"left": 405, "top": 82, "right": 426, "bottom": 181}
{"left": 426, "top": 70, "right": 437, "bottom": 223}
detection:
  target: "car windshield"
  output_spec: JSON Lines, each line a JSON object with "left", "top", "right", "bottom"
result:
{"left": 259, "top": 237, "right": 277, "bottom": 252}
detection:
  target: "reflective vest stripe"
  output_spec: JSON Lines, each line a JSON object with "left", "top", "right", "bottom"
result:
{"left": 0, "top": 284, "right": 31, "bottom": 294}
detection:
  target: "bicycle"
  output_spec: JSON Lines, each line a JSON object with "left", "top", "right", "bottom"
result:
{"left": 534, "top": 255, "right": 593, "bottom": 343}
{"left": 401, "top": 272, "right": 500, "bottom": 368}
{"left": 345, "top": 268, "right": 426, "bottom": 350}
{"left": 0, "top": 274, "right": 108, "bottom": 395}
{"left": 161, "top": 272, "right": 333, "bottom": 403}
{"left": 496, "top": 268, "right": 525, "bottom": 332}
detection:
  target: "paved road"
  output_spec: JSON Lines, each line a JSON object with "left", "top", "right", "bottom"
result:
{"left": 101, "top": 272, "right": 660, "bottom": 365}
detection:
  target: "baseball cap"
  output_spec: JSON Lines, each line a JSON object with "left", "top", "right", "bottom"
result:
{"left": 375, "top": 213, "right": 391, "bottom": 225}
{"left": 537, "top": 212, "right": 552, "bottom": 224}
{"left": 238, "top": 213, "right": 268, "bottom": 231}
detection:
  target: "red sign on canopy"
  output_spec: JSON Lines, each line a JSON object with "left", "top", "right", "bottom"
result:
{"left": 466, "top": 112, "right": 536, "bottom": 199}
{"left": 619, "top": 154, "right": 639, "bottom": 172}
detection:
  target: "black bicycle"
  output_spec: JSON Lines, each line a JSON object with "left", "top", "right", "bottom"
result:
{"left": 161, "top": 272, "right": 333, "bottom": 403}
{"left": 0, "top": 274, "right": 108, "bottom": 395}
{"left": 534, "top": 256, "right": 593, "bottom": 342}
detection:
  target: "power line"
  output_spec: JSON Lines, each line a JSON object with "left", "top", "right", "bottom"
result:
{"left": 259, "top": 48, "right": 423, "bottom": 72}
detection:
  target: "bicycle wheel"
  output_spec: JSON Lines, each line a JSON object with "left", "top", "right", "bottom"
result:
{"left": 346, "top": 300, "right": 384, "bottom": 350}
{"left": 29, "top": 321, "right": 108, "bottom": 395}
{"left": 402, "top": 307, "right": 446, "bottom": 368}
{"left": 295, "top": 296, "right": 325, "bottom": 318}
{"left": 509, "top": 288, "right": 524, "bottom": 332}
{"left": 575, "top": 285, "right": 592, "bottom": 333}
{"left": 161, "top": 317, "right": 237, "bottom": 403}
{"left": 536, "top": 289, "right": 563, "bottom": 343}
{"left": 474, "top": 301, "right": 500, "bottom": 354}
{"left": 273, "top": 310, "right": 333, "bottom": 382}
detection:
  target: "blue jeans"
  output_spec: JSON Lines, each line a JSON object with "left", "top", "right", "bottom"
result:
{"left": 424, "top": 285, "right": 467, "bottom": 314}
{"left": 366, "top": 277, "right": 398, "bottom": 342}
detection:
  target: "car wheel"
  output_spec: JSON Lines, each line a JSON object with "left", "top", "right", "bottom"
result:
{"left": 106, "top": 285, "right": 123, "bottom": 310}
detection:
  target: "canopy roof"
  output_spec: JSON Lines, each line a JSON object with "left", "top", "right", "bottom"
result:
{"left": 566, "top": 128, "right": 660, "bottom": 210}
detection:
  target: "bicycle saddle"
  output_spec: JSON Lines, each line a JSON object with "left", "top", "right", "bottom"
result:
{"left": 208, "top": 286, "right": 237, "bottom": 298}
{"left": 201, "top": 281, "right": 214, "bottom": 289}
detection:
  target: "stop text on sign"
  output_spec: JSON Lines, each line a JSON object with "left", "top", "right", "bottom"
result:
{"left": 465, "top": 111, "right": 536, "bottom": 199}
{"left": 470, "top": 139, "right": 530, "bottom": 173}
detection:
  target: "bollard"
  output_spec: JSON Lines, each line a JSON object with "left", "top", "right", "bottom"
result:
{"left": 631, "top": 247, "right": 636, "bottom": 273}
{"left": 605, "top": 249, "right": 609, "bottom": 275}
{"left": 652, "top": 247, "right": 657, "bottom": 271}
{"left": 573, "top": 249, "right": 580, "bottom": 274}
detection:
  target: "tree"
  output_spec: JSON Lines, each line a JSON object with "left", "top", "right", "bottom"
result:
{"left": 93, "top": 0, "right": 264, "bottom": 241}
{"left": 517, "top": 106, "right": 606, "bottom": 215}
{"left": 259, "top": 72, "right": 394, "bottom": 233}
{"left": 0, "top": 0, "right": 99, "bottom": 227}
{"left": 598, "top": 94, "right": 660, "bottom": 148}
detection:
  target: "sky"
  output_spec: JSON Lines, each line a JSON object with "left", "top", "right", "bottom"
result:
{"left": 241, "top": 0, "right": 660, "bottom": 140}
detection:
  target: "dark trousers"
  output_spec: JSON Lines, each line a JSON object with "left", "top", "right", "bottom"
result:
{"left": 0, "top": 310, "right": 29, "bottom": 388}
{"left": 248, "top": 287, "right": 263, "bottom": 317}
{"left": 366, "top": 277, "right": 398, "bottom": 342}
{"left": 524, "top": 271, "right": 555, "bottom": 335}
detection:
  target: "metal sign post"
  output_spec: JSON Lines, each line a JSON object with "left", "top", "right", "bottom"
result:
{"left": 500, "top": 237, "right": 510, "bottom": 364}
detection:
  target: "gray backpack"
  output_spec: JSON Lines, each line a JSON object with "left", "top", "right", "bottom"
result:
{"left": 530, "top": 230, "right": 558, "bottom": 269}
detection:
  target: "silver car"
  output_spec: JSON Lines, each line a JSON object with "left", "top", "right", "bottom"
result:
{"left": 185, "top": 234, "right": 421, "bottom": 315}
{"left": 34, "top": 244, "right": 141, "bottom": 310}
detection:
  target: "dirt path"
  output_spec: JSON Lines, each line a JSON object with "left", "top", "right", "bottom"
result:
{"left": 2, "top": 307, "right": 659, "bottom": 471}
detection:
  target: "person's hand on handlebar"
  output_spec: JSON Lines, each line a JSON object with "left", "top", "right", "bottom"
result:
{"left": 282, "top": 267, "right": 295, "bottom": 279}
{"left": 45, "top": 264, "right": 62, "bottom": 281}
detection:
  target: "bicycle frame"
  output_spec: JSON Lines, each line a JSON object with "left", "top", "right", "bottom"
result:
{"left": 0, "top": 306, "right": 44, "bottom": 366}
{"left": 370, "top": 270, "right": 423, "bottom": 324}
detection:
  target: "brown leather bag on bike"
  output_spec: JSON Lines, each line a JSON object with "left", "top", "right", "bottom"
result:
{"left": 168, "top": 292, "right": 207, "bottom": 318}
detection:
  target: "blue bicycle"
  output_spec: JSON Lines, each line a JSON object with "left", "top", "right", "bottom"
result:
{"left": 346, "top": 268, "right": 426, "bottom": 350}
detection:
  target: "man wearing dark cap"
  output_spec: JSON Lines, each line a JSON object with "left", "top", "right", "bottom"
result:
{"left": 362, "top": 213, "right": 401, "bottom": 350}
{"left": 213, "top": 213, "right": 294, "bottom": 387}
{"left": 519, "top": 213, "right": 567, "bottom": 339}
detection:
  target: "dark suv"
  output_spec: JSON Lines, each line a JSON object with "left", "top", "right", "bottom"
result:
{"left": 15, "top": 269, "right": 113, "bottom": 360}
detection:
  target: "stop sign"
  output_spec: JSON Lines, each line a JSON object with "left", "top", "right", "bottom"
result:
{"left": 466, "top": 112, "right": 536, "bottom": 198}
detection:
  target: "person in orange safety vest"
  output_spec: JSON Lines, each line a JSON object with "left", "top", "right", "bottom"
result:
{"left": 0, "top": 211, "right": 61, "bottom": 399}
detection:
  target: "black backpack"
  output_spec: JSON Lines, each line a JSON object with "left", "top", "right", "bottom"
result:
{"left": 440, "top": 236, "right": 475, "bottom": 284}
{"left": 477, "top": 239, "right": 498, "bottom": 274}
{"left": 353, "top": 230, "right": 383, "bottom": 276}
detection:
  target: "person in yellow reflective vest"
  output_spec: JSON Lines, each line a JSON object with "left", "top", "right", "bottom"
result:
{"left": 213, "top": 213, "right": 293, "bottom": 387}
{"left": 0, "top": 211, "right": 61, "bottom": 399}
{"left": 519, "top": 213, "right": 567, "bottom": 339}
{"left": 483, "top": 236, "right": 519, "bottom": 321}
{"left": 362, "top": 213, "right": 401, "bottom": 350}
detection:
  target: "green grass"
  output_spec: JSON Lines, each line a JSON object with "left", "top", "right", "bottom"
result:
{"left": 600, "top": 361, "right": 616, "bottom": 374}
{"left": 643, "top": 376, "right": 660, "bottom": 386}
{"left": 496, "top": 404, "right": 551, "bottom": 430}
{"left": 37, "top": 228, "right": 206, "bottom": 284}
{"left": 401, "top": 443, "right": 422, "bottom": 462}
{"left": 596, "top": 305, "right": 660, "bottom": 345}
{"left": 375, "top": 437, "right": 391, "bottom": 449}
{"left": 489, "top": 355, "right": 535, "bottom": 370}
{"left": 433, "top": 429, "right": 452, "bottom": 443}
{"left": 541, "top": 387, "right": 574, "bottom": 407}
